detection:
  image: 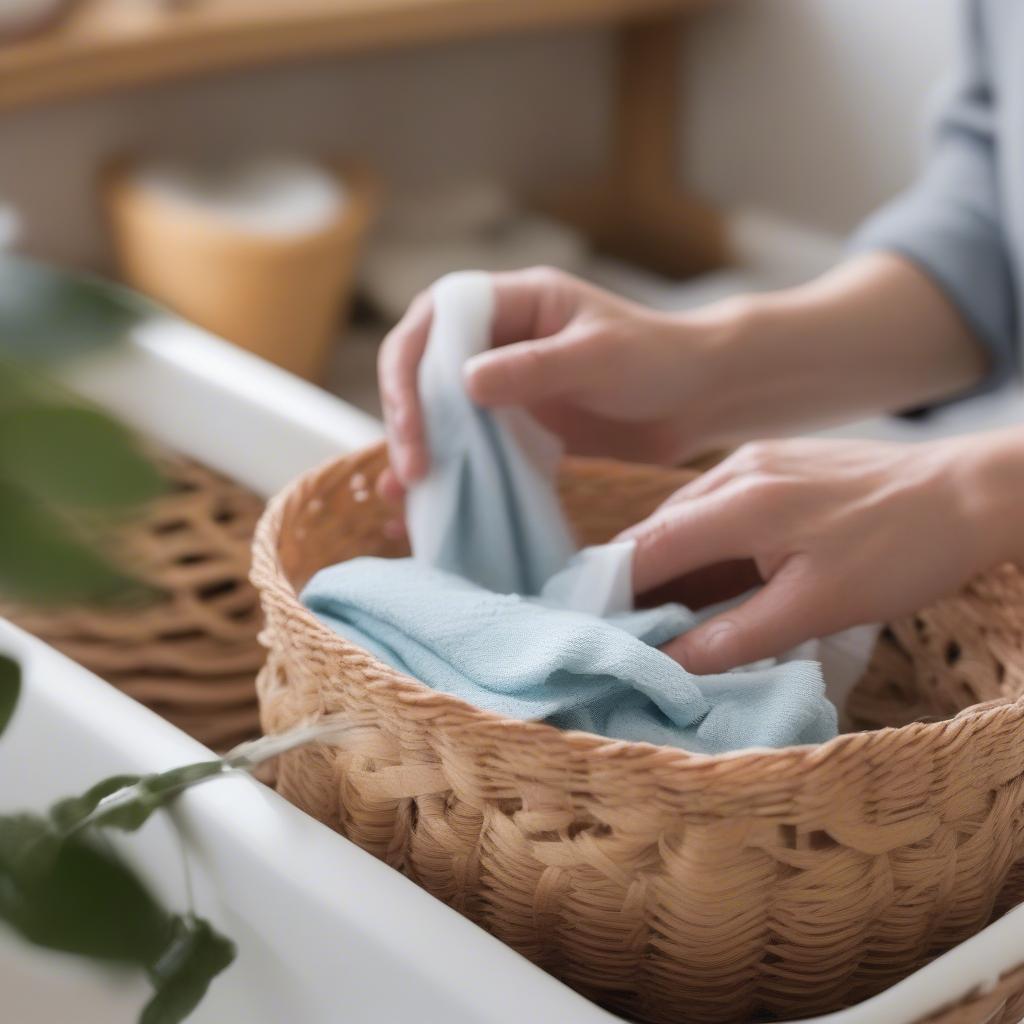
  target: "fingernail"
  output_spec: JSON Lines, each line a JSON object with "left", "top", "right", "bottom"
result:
{"left": 689, "top": 621, "right": 739, "bottom": 672}
{"left": 464, "top": 352, "right": 491, "bottom": 378}
{"left": 463, "top": 354, "right": 494, "bottom": 400}
{"left": 701, "top": 621, "right": 738, "bottom": 649}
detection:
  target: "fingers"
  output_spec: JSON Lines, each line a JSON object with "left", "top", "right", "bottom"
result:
{"left": 464, "top": 266, "right": 597, "bottom": 406}
{"left": 657, "top": 442, "right": 780, "bottom": 507}
{"left": 379, "top": 290, "right": 432, "bottom": 485}
{"left": 464, "top": 328, "right": 602, "bottom": 407}
{"left": 489, "top": 266, "right": 581, "bottom": 347}
{"left": 375, "top": 469, "right": 408, "bottom": 540}
{"left": 621, "top": 491, "right": 758, "bottom": 594}
{"left": 661, "top": 558, "right": 830, "bottom": 673}
{"left": 379, "top": 266, "right": 582, "bottom": 484}
{"left": 376, "top": 465, "right": 405, "bottom": 503}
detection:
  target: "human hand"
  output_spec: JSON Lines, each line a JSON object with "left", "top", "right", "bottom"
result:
{"left": 378, "top": 254, "right": 988, "bottom": 508}
{"left": 620, "top": 433, "right": 1024, "bottom": 673}
{"left": 377, "top": 266, "right": 740, "bottom": 501}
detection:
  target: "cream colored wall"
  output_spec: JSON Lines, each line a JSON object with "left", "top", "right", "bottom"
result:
{"left": 0, "top": 0, "right": 956, "bottom": 266}
{"left": 685, "top": 0, "right": 957, "bottom": 234}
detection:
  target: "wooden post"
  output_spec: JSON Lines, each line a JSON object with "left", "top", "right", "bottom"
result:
{"left": 539, "top": 14, "right": 729, "bottom": 279}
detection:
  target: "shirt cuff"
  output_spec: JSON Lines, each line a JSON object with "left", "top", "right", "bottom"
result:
{"left": 849, "top": 209, "right": 1017, "bottom": 409}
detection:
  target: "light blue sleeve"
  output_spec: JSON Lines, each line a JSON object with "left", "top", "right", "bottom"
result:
{"left": 850, "top": 0, "right": 1016, "bottom": 400}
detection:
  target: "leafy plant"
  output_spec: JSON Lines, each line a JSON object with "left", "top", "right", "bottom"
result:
{"left": 0, "top": 652, "right": 18, "bottom": 736}
{"left": 0, "top": 652, "right": 353, "bottom": 1024}
{"left": 0, "top": 256, "right": 162, "bottom": 605}
{"left": 0, "top": 366, "right": 164, "bottom": 604}
{"left": 0, "top": 254, "right": 152, "bottom": 360}
{"left": 0, "top": 256, "right": 236, "bottom": 1022}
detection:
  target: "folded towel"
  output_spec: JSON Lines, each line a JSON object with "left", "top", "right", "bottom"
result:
{"left": 304, "top": 271, "right": 843, "bottom": 752}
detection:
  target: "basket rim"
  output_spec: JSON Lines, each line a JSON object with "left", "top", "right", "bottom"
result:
{"left": 251, "top": 442, "right": 1024, "bottom": 780}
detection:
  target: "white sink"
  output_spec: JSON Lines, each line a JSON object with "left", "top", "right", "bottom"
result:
{"left": 0, "top": 622, "right": 616, "bottom": 1024}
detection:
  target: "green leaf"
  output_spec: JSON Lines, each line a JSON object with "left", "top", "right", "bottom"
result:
{"left": 0, "top": 481, "right": 134, "bottom": 603}
{"left": 0, "top": 404, "right": 163, "bottom": 510}
{"left": 0, "top": 814, "right": 234, "bottom": 1022}
{"left": 142, "top": 915, "right": 236, "bottom": 1024}
{"left": 0, "top": 654, "right": 19, "bottom": 738}
{"left": 0, "top": 812, "right": 62, "bottom": 883}
{"left": 0, "top": 814, "right": 169, "bottom": 965}
{"left": 0, "top": 257, "right": 152, "bottom": 359}
{"left": 0, "top": 816, "right": 234, "bottom": 1022}
{"left": 50, "top": 775, "right": 143, "bottom": 833}
{"left": 52, "top": 762, "right": 226, "bottom": 835}
{"left": 91, "top": 762, "right": 227, "bottom": 833}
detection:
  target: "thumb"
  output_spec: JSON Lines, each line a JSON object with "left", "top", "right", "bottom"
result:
{"left": 663, "top": 559, "right": 829, "bottom": 674}
{"left": 464, "top": 330, "right": 597, "bottom": 407}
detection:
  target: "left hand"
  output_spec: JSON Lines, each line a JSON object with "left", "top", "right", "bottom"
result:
{"left": 619, "top": 433, "right": 1023, "bottom": 674}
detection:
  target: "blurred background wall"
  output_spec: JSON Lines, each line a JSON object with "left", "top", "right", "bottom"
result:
{"left": 686, "top": 0, "right": 956, "bottom": 234}
{"left": 1, "top": 0, "right": 955, "bottom": 269}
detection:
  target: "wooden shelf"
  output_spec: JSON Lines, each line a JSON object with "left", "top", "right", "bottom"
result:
{"left": 0, "top": 0, "right": 729, "bottom": 278}
{"left": 0, "top": 0, "right": 709, "bottom": 112}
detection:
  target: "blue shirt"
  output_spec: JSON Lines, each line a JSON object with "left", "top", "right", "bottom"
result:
{"left": 854, "top": 0, "right": 1022, "bottom": 397}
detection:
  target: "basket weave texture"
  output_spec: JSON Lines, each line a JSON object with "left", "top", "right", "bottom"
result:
{"left": 5, "top": 451, "right": 265, "bottom": 750}
{"left": 253, "top": 443, "right": 1024, "bottom": 1024}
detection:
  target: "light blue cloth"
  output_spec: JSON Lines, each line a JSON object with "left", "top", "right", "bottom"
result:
{"left": 304, "top": 559, "right": 835, "bottom": 752}
{"left": 304, "top": 272, "right": 838, "bottom": 753}
{"left": 403, "top": 267, "right": 575, "bottom": 595}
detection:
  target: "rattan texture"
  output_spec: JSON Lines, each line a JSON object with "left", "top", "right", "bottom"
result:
{"left": 253, "top": 442, "right": 1024, "bottom": 1024}
{"left": 6, "top": 451, "right": 265, "bottom": 750}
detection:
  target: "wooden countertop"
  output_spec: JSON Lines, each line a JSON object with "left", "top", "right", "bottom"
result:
{"left": 0, "top": 0, "right": 709, "bottom": 112}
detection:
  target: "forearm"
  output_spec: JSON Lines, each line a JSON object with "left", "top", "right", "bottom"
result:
{"left": 679, "top": 252, "right": 990, "bottom": 451}
{"left": 961, "top": 426, "right": 1024, "bottom": 569}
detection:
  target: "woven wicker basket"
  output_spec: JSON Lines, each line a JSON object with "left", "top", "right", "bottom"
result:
{"left": 253, "top": 442, "right": 1024, "bottom": 1024}
{"left": 5, "top": 449, "right": 265, "bottom": 751}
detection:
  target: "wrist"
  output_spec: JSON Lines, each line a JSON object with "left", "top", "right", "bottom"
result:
{"left": 957, "top": 430, "right": 1024, "bottom": 569}
{"left": 662, "top": 292, "right": 795, "bottom": 453}
{"left": 678, "top": 292, "right": 775, "bottom": 372}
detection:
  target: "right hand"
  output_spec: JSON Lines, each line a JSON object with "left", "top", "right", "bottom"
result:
{"left": 378, "top": 266, "right": 738, "bottom": 500}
